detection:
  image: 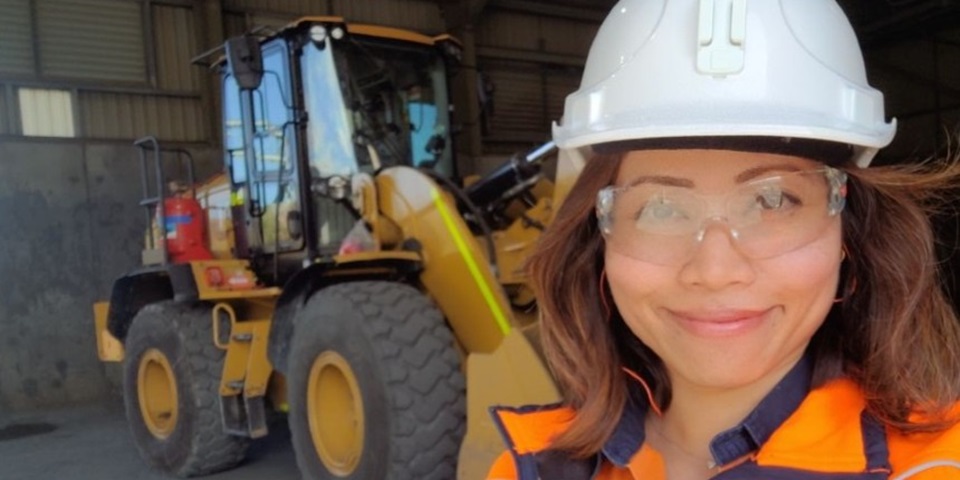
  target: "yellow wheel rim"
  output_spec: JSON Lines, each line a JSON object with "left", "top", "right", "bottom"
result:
{"left": 137, "top": 348, "right": 179, "bottom": 439}
{"left": 307, "top": 351, "right": 364, "bottom": 476}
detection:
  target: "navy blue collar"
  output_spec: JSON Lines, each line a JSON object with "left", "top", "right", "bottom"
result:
{"left": 600, "top": 356, "right": 813, "bottom": 468}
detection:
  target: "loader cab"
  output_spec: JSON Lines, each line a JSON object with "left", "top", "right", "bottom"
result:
{"left": 219, "top": 18, "right": 461, "bottom": 282}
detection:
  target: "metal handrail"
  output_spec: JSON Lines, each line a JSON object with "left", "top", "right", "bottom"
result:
{"left": 134, "top": 136, "right": 197, "bottom": 266}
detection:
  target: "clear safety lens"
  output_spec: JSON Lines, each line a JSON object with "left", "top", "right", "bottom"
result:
{"left": 597, "top": 167, "right": 847, "bottom": 265}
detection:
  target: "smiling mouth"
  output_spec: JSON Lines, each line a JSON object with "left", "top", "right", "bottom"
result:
{"left": 667, "top": 308, "right": 773, "bottom": 337}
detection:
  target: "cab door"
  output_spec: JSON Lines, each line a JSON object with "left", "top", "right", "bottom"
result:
{"left": 223, "top": 39, "right": 303, "bottom": 258}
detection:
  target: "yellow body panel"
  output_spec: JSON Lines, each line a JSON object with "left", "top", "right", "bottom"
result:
{"left": 286, "top": 15, "right": 345, "bottom": 28}
{"left": 377, "top": 167, "right": 514, "bottom": 354}
{"left": 332, "top": 249, "right": 420, "bottom": 264}
{"left": 93, "top": 301, "right": 125, "bottom": 362}
{"left": 215, "top": 299, "right": 276, "bottom": 439}
{"left": 218, "top": 316, "right": 274, "bottom": 397}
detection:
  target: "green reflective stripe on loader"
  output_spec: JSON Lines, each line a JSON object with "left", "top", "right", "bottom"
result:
{"left": 431, "top": 188, "right": 511, "bottom": 336}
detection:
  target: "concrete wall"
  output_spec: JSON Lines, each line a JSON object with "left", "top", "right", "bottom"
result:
{"left": 0, "top": 138, "right": 218, "bottom": 411}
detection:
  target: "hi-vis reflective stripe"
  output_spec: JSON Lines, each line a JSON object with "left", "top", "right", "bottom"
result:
{"left": 431, "top": 188, "right": 511, "bottom": 336}
{"left": 892, "top": 461, "right": 960, "bottom": 479}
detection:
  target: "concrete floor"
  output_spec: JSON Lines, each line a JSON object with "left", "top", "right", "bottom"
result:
{"left": 0, "top": 401, "right": 302, "bottom": 480}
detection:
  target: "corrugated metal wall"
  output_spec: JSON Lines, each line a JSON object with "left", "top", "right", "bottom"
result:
{"left": 248, "top": 13, "right": 298, "bottom": 31}
{"left": 862, "top": 32, "right": 960, "bottom": 160}
{"left": 223, "top": 11, "right": 249, "bottom": 38}
{"left": 478, "top": 11, "right": 596, "bottom": 56}
{"left": 480, "top": 65, "right": 581, "bottom": 146}
{"left": 36, "top": 0, "right": 146, "bottom": 82}
{"left": 0, "top": 0, "right": 34, "bottom": 76}
{"left": 545, "top": 72, "right": 581, "bottom": 124}
{"left": 539, "top": 16, "right": 596, "bottom": 57}
{"left": 0, "top": 87, "right": 9, "bottom": 134}
{"left": 223, "top": 12, "right": 247, "bottom": 38}
{"left": 332, "top": 0, "right": 444, "bottom": 33}
{"left": 476, "top": 10, "right": 598, "bottom": 148}
{"left": 80, "top": 91, "right": 206, "bottom": 141}
{"left": 153, "top": 4, "right": 201, "bottom": 92}
{"left": 479, "top": 12, "right": 542, "bottom": 51}
{"left": 485, "top": 68, "right": 545, "bottom": 142}
{"left": 224, "top": 0, "right": 329, "bottom": 15}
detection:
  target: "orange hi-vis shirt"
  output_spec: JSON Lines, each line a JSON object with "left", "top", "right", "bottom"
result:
{"left": 487, "top": 358, "right": 960, "bottom": 479}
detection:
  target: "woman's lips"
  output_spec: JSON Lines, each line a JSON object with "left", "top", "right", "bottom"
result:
{"left": 667, "top": 308, "right": 772, "bottom": 337}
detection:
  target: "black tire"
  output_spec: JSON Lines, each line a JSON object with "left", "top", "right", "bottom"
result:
{"left": 288, "top": 281, "right": 466, "bottom": 480}
{"left": 122, "top": 301, "right": 249, "bottom": 477}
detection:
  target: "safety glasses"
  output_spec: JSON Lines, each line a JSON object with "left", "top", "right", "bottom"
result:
{"left": 596, "top": 167, "right": 847, "bottom": 265}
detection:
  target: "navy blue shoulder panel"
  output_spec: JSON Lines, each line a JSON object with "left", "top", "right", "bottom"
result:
{"left": 511, "top": 453, "right": 540, "bottom": 480}
{"left": 860, "top": 411, "right": 892, "bottom": 472}
{"left": 535, "top": 450, "right": 601, "bottom": 480}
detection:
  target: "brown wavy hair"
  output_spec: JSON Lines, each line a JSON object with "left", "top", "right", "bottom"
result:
{"left": 528, "top": 150, "right": 960, "bottom": 457}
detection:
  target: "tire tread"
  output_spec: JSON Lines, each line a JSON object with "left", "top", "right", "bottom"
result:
{"left": 291, "top": 282, "right": 465, "bottom": 480}
{"left": 125, "top": 301, "right": 249, "bottom": 477}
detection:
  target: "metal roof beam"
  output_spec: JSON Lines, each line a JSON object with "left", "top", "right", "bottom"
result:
{"left": 486, "top": 0, "right": 607, "bottom": 22}
{"left": 476, "top": 46, "right": 585, "bottom": 67}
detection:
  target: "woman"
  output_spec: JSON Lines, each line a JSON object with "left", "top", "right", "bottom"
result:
{"left": 487, "top": 0, "right": 960, "bottom": 479}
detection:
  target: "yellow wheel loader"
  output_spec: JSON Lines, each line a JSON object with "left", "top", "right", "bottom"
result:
{"left": 93, "top": 17, "right": 579, "bottom": 480}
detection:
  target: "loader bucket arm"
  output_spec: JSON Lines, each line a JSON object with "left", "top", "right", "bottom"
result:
{"left": 376, "top": 166, "right": 513, "bottom": 354}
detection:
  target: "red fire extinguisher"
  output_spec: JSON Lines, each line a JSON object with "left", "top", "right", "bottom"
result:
{"left": 164, "top": 198, "right": 213, "bottom": 264}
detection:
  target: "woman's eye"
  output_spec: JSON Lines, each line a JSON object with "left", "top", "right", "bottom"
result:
{"left": 755, "top": 187, "right": 799, "bottom": 210}
{"left": 638, "top": 199, "right": 683, "bottom": 221}
{"left": 757, "top": 189, "right": 783, "bottom": 209}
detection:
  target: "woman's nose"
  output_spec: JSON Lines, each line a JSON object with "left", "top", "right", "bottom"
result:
{"left": 678, "top": 221, "right": 757, "bottom": 290}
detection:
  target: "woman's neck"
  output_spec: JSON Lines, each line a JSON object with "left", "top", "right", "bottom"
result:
{"left": 644, "top": 355, "right": 802, "bottom": 475}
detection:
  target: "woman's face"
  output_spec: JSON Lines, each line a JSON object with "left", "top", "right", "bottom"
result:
{"left": 604, "top": 149, "right": 843, "bottom": 392}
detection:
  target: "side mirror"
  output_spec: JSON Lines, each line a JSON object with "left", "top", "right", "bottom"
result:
{"left": 226, "top": 35, "right": 263, "bottom": 90}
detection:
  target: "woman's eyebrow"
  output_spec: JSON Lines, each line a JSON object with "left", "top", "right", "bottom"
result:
{"left": 735, "top": 164, "right": 804, "bottom": 183}
{"left": 624, "top": 175, "right": 694, "bottom": 188}
{"left": 622, "top": 163, "right": 806, "bottom": 188}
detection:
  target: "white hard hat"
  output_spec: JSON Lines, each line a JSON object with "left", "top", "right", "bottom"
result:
{"left": 553, "top": 0, "right": 897, "bottom": 167}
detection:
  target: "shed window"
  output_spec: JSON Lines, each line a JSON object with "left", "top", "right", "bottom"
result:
{"left": 19, "top": 88, "right": 76, "bottom": 137}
